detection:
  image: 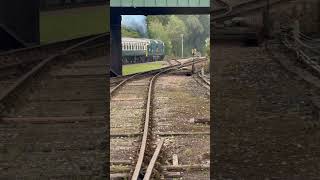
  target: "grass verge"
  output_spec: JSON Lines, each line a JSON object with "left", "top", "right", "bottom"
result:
{"left": 123, "top": 61, "right": 166, "bottom": 75}
{"left": 40, "top": 5, "right": 109, "bottom": 43}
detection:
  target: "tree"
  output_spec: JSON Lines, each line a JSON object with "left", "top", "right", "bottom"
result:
{"left": 148, "top": 19, "right": 172, "bottom": 55}
{"left": 146, "top": 15, "right": 210, "bottom": 58}
{"left": 122, "top": 26, "right": 141, "bottom": 38}
{"left": 175, "top": 15, "right": 209, "bottom": 56}
{"left": 147, "top": 16, "right": 170, "bottom": 27}
{"left": 205, "top": 38, "right": 210, "bottom": 57}
{"left": 183, "top": 15, "right": 210, "bottom": 56}
{"left": 166, "top": 15, "right": 187, "bottom": 57}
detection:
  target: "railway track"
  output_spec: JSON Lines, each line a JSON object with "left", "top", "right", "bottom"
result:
{"left": 110, "top": 59, "right": 188, "bottom": 92}
{"left": 0, "top": 33, "right": 108, "bottom": 178}
{"left": 0, "top": 33, "right": 104, "bottom": 68}
{"left": 151, "top": 66, "right": 210, "bottom": 179}
{"left": 212, "top": 37, "right": 320, "bottom": 178}
{"left": 0, "top": 34, "right": 105, "bottom": 94}
{"left": 194, "top": 69, "right": 210, "bottom": 95}
{"left": 0, "top": 33, "right": 108, "bottom": 115}
{"left": 110, "top": 58, "right": 209, "bottom": 179}
{"left": 212, "top": 0, "right": 232, "bottom": 18}
{"left": 212, "top": 0, "right": 291, "bottom": 22}
{"left": 212, "top": 0, "right": 320, "bottom": 178}
{"left": 266, "top": 39, "right": 320, "bottom": 129}
{"left": 274, "top": 13, "right": 320, "bottom": 78}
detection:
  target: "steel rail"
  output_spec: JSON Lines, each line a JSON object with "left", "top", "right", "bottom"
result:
{"left": 110, "top": 60, "right": 185, "bottom": 96}
{"left": 110, "top": 60, "right": 180, "bottom": 83}
{"left": 143, "top": 139, "right": 165, "bottom": 180}
{"left": 299, "top": 33, "right": 320, "bottom": 42}
{"left": 282, "top": 25, "right": 320, "bottom": 58}
{"left": 0, "top": 116, "right": 105, "bottom": 124}
{"left": 132, "top": 65, "right": 176, "bottom": 179}
{"left": 296, "top": 38, "right": 320, "bottom": 53}
{"left": 0, "top": 33, "right": 104, "bottom": 57}
{"left": 110, "top": 57, "right": 209, "bottom": 179}
{"left": 0, "top": 33, "right": 106, "bottom": 82}
{"left": 281, "top": 36, "right": 320, "bottom": 74}
{"left": 139, "top": 58, "right": 209, "bottom": 179}
{"left": 111, "top": 58, "right": 207, "bottom": 96}
{"left": 131, "top": 66, "right": 178, "bottom": 179}
{"left": 131, "top": 57, "right": 208, "bottom": 179}
{"left": 212, "top": 0, "right": 290, "bottom": 22}
{"left": 110, "top": 60, "right": 184, "bottom": 96}
{"left": 0, "top": 33, "right": 108, "bottom": 112}
{"left": 212, "top": 0, "right": 232, "bottom": 18}
{"left": 213, "top": 0, "right": 263, "bottom": 20}
{"left": 212, "top": 0, "right": 232, "bottom": 20}
{"left": 0, "top": 42, "right": 105, "bottom": 73}
{"left": 196, "top": 72, "right": 210, "bottom": 90}
{"left": 110, "top": 73, "right": 141, "bottom": 95}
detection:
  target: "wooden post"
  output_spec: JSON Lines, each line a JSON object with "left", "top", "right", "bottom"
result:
{"left": 172, "top": 154, "right": 180, "bottom": 180}
{"left": 173, "top": 154, "right": 179, "bottom": 166}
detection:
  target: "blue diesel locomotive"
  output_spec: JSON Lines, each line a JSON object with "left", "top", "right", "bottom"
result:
{"left": 122, "top": 37, "right": 165, "bottom": 64}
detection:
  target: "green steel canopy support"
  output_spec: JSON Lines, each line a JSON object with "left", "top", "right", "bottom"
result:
{"left": 111, "top": 0, "right": 210, "bottom": 7}
{"left": 110, "top": 0, "right": 210, "bottom": 76}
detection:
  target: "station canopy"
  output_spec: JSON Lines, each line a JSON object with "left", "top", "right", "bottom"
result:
{"left": 111, "top": 0, "right": 210, "bottom": 7}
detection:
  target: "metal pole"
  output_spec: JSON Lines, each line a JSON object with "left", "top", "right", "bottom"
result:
{"left": 181, "top": 34, "right": 184, "bottom": 58}
{"left": 192, "top": 52, "right": 195, "bottom": 74}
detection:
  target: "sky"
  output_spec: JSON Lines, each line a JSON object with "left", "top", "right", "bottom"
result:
{"left": 121, "top": 15, "right": 147, "bottom": 35}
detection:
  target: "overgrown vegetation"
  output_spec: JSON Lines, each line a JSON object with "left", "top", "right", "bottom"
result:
{"left": 147, "top": 15, "right": 210, "bottom": 57}
{"left": 121, "top": 27, "right": 141, "bottom": 38}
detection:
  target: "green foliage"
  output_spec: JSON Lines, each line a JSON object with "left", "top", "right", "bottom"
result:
{"left": 205, "top": 38, "right": 210, "bottom": 58}
{"left": 180, "top": 15, "right": 210, "bottom": 56}
{"left": 147, "top": 15, "right": 209, "bottom": 58}
{"left": 148, "top": 18, "right": 172, "bottom": 55}
{"left": 147, "top": 16, "right": 170, "bottom": 26}
{"left": 166, "top": 16, "right": 187, "bottom": 57}
{"left": 122, "top": 27, "right": 141, "bottom": 38}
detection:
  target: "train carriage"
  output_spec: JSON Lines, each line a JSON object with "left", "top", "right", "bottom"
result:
{"left": 122, "top": 37, "right": 165, "bottom": 64}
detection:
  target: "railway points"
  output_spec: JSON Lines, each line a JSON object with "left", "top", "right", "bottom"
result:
{"left": 110, "top": 57, "right": 210, "bottom": 179}
{"left": 0, "top": 33, "right": 108, "bottom": 179}
{"left": 211, "top": 0, "right": 320, "bottom": 178}
{"left": 1, "top": 0, "right": 320, "bottom": 179}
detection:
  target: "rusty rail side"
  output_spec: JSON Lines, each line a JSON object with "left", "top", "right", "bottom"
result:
{"left": 0, "top": 33, "right": 108, "bottom": 114}
{"left": 0, "top": 116, "right": 105, "bottom": 124}
{"left": 131, "top": 57, "right": 207, "bottom": 179}
{"left": 143, "top": 139, "right": 165, "bottom": 180}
